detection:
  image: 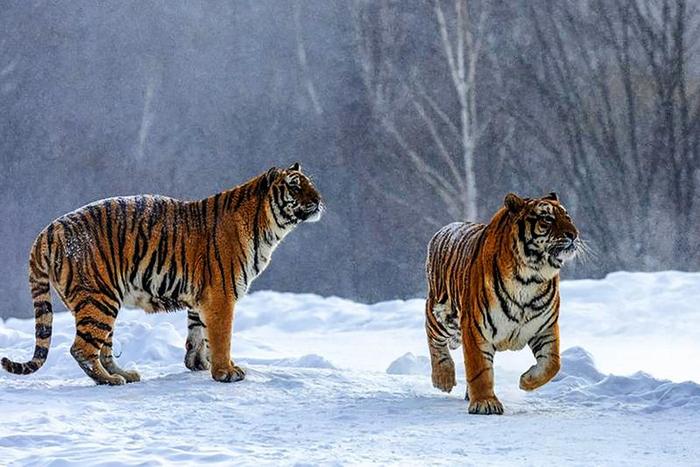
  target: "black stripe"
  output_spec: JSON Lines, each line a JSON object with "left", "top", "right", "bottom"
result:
{"left": 252, "top": 194, "right": 266, "bottom": 275}
{"left": 76, "top": 330, "right": 107, "bottom": 349}
{"left": 117, "top": 198, "right": 128, "bottom": 265}
{"left": 34, "top": 301, "right": 52, "bottom": 318}
{"left": 35, "top": 324, "right": 52, "bottom": 339}
{"left": 147, "top": 197, "right": 163, "bottom": 233}
{"left": 229, "top": 260, "right": 239, "bottom": 300}
{"left": 269, "top": 195, "right": 287, "bottom": 229}
{"left": 224, "top": 190, "right": 234, "bottom": 211}
{"left": 187, "top": 311, "right": 205, "bottom": 327}
{"left": 76, "top": 316, "right": 114, "bottom": 333}
{"left": 468, "top": 367, "right": 488, "bottom": 384}
{"left": 104, "top": 201, "right": 119, "bottom": 288}
{"left": 527, "top": 281, "right": 554, "bottom": 307}
{"left": 199, "top": 198, "right": 208, "bottom": 229}
{"left": 85, "top": 256, "right": 120, "bottom": 304}
{"left": 47, "top": 223, "right": 55, "bottom": 256}
{"left": 233, "top": 186, "right": 249, "bottom": 211}
{"left": 436, "top": 355, "right": 451, "bottom": 365}
{"left": 141, "top": 249, "right": 159, "bottom": 293}
{"left": 515, "top": 273, "right": 545, "bottom": 285}
{"left": 492, "top": 259, "right": 519, "bottom": 322}
{"left": 129, "top": 225, "right": 149, "bottom": 283}
{"left": 466, "top": 304, "right": 487, "bottom": 341}
{"left": 531, "top": 337, "right": 556, "bottom": 356}
{"left": 31, "top": 283, "right": 50, "bottom": 298}
{"left": 133, "top": 196, "right": 146, "bottom": 232}
{"left": 238, "top": 256, "right": 248, "bottom": 287}
{"left": 480, "top": 349, "right": 494, "bottom": 363}
{"left": 89, "top": 231, "right": 119, "bottom": 298}
{"left": 34, "top": 346, "right": 49, "bottom": 360}
{"left": 533, "top": 311, "right": 558, "bottom": 336}
{"left": 211, "top": 194, "right": 228, "bottom": 294}
{"left": 74, "top": 297, "right": 119, "bottom": 318}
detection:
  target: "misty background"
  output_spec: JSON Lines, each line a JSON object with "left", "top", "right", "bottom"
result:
{"left": 1, "top": 0, "right": 698, "bottom": 318}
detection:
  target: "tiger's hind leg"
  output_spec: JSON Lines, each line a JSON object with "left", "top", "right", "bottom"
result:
{"left": 70, "top": 296, "right": 126, "bottom": 385}
{"left": 184, "top": 309, "right": 210, "bottom": 371}
{"left": 426, "top": 296, "right": 458, "bottom": 393}
{"left": 99, "top": 331, "right": 141, "bottom": 383}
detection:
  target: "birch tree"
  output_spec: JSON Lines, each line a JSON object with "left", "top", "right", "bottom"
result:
{"left": 352, "top": 0, "right": 488, "bottom": 221}
{"left": 292, "top": 0, "right": 323, "bottom": 116}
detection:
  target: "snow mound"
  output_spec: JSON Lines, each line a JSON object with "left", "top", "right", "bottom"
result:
{"left": 386, "top": 352, "right": 431, "bottom": 375}
{"left": 116, "top": 320, "right": 183, "bottom": 364}
{"left": 244, "top": 354, "right": 336, "bottom": 369}
{"left": 234, "top": 291, "right": 425, "bottom": 332}
{"left": 554, "top": 346, "right": 605, "bottom": 383}
{"left": 540, "top": 347, "right": 700, "bottom": 412}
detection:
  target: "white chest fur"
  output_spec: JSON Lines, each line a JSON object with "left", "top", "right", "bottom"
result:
{"left": 488, "top": 279, "right": 557, "bottom": 351}
{"left": 237, "top": 224, "right": 291, "bottom": 296}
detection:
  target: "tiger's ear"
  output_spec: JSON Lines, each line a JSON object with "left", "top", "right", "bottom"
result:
{"left": 265, "top": 167, "right": 281, "bottom": 187}
{"left": 544, "top": 192, "right": 559, "bottom": 201}
{"left": 288, "top": 162, "right": 301, "bottom": 172}
{"left": 504, "top": 193, "right": 525, "bottom": 213}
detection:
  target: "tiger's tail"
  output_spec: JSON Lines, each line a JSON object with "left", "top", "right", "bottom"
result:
{"left": 2, "top": 236, "right": 54, "bottom": 375}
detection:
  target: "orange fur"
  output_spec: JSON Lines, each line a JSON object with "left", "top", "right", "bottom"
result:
{"left": 2, "top": 163, "right": 323, "bottom": 384}
{"left": 425, "top": 192, "right": 578, "bottom": 414}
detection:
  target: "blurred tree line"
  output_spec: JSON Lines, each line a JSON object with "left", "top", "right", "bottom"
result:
{"left": 1, "top": 0, "right": 698, "bottom": 317}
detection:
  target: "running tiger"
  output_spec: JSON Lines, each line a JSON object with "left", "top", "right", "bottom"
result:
{"left": 425, "top": 192, "right": 579, "bottom": 415}
{"left": 2, "top": 163, "right": 323, "bottom": 385}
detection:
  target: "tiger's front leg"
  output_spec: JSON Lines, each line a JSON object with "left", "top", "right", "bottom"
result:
{"left": 199, "top": 292, "right": 245, "bottom": 383}
{"left": 520, "top": 323, "right": 561, "bottom": 391}
{"left": 184, "top": 310, "right": 210, "bottom": 371}
{"left": 462, "top": 321, "right": 501, "bottom": 415}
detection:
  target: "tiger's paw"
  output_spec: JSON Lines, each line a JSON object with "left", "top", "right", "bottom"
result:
{"left": 519, "top": 363, "right": 556, "bottom": 391}
{"left": 122, "top": 370, "right": 141, "bottom": 383}
{"left": 468, "top": 397, "right": 504, "bottom": 415}
{"left": 185, "top": 344, "right": 211, "bottom": 372}
{"left": 212, "top": 363, "right": 246, "bottom": 383}
{"left": 95, "top": 374, "right": 127, "bottom": 386}
{"left": 431, "top": 359, "right": 456, "bottom": 393}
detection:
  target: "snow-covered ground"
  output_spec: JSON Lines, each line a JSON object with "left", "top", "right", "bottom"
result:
{"left": 1, "top": 271, "right": 699, "bottom": 465}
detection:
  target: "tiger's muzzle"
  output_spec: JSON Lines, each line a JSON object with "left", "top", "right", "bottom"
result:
{"left": 549, "top": 233, "right": 578, "bottom": 268}
{"left": 298, "top": 201, "right": 324, "bottom": 223}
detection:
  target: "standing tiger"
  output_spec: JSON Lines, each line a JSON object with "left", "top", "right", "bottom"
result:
{"left": 2, "top": 163, "right": 323, "bottom": 385}
{"left": 425, "top": 192, "right": 579, "bottom": 415}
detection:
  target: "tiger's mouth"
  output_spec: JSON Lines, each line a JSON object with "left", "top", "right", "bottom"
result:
{"left": 548, "top": 242, "right": 577, "bottom": 268}
{"left": 297, "top": 202, "right": 324, "bottom": 223}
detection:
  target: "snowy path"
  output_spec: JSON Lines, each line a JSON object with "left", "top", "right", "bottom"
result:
{"left": 1, "top": 272, "right": 699, "bottom": 465}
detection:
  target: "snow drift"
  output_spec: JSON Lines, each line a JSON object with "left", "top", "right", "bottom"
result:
{"left": 0, "top": 271, "right": 698, "bottom": 465}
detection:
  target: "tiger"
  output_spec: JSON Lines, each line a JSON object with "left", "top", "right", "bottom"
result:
{"left": 1, "top": 162, "right": 323, "bottom": 385}
{"left": 425, "top": 192, "right": 579, "bottom": 415}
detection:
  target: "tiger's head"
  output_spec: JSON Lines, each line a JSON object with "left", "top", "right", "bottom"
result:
{"left": 266, "top": 162, "right": 324, "bottom": 225}
{"left": 504, "top": 192, "right": 579, "bottom": 271}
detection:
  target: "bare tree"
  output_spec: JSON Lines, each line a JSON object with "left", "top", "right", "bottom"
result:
{"left": 292, "top": 0, "right": 323, "bottom": 116}
{"left": 628, "top": 0, "right": 700, "bottom": 265}
{"left": 351, "top": 0, "right": 488, "bottom": 221}
{"left": 136, "top": 65, "right": 160, "bottom": 160}
{"left": 507, "top": 0, "right": 700, "bottom": 269}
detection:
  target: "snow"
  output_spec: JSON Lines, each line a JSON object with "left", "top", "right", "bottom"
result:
{"left": 1, "top": 271, "right": 699, "bottom": 465}
{"left": 386, "top": 352, "right": 431, "bottom": 375}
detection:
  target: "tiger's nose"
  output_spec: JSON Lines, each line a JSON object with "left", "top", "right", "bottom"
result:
{"left": 563, "top": 231, "right": 577, "bottom": 243}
